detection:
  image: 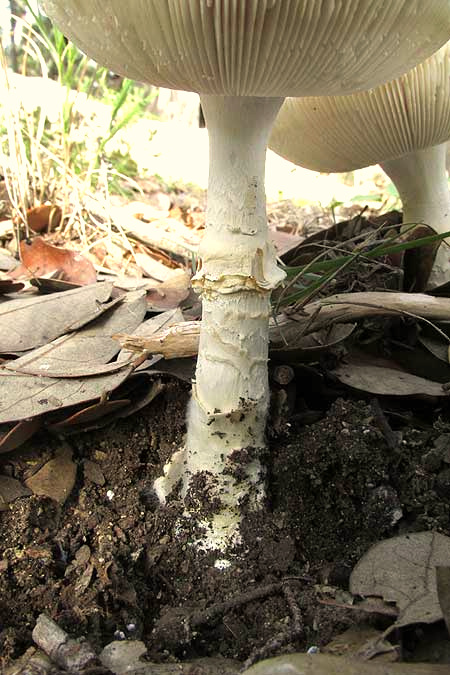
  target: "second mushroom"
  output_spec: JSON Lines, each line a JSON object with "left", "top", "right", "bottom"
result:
{"left": 270, "top": 41, "right": 450, "bottom": 290}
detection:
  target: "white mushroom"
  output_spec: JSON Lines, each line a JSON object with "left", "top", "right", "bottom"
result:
{"left": 41, "top": 0, "right": 450, "bottom": 554}
{"left": 270, "top": 41, "right": 450, "bottom": 289}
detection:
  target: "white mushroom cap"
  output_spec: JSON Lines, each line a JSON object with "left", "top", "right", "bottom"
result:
{"left": 42, "top": 1, "right": 450, "bottom": 97}
{"left": 269, "top": 40, "right": 450, "bottom": 171}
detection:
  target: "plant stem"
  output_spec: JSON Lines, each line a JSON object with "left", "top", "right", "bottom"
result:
{"left": 154, "top": 96, "right": 285, "bottom": 553}
{"left": 381, "top": 143, "right": 450, "bottom": 289}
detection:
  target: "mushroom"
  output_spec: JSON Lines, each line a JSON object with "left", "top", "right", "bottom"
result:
{"left": 42, "top": 0, "right": 450, "bottom": 554}
{"left": 270, "top": 41, "right": 450, "bottom": 289}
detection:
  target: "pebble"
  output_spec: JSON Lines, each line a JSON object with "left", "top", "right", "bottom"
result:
{"left": 100, "top": 640, "right": 147, "bottom": 674}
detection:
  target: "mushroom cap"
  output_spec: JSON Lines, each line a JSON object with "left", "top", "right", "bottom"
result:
{"left": 42, "top": 1, "right": 450, "bottom": 97}
{"left": 269, "top": 41, "right": 450, "bottom": 172}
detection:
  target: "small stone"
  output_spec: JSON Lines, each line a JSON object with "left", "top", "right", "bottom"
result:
{"left": 83, "top": 460, "right": 105, "bottom": 486}
{"left": 25, "top": 445, "right": 76, "bottom": 505}
{"left": 307, "top": 646, "right": 320, "bottom": 654}
{"left": 100, "top": 640, "right": 147, "bottom": 674}
{"left": 75, "top": 545, "right": 91, "bottom": 566}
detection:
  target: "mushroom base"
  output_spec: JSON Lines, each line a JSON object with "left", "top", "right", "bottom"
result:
{"left": 381, "top": 143, "right": 450, "bottom": 290}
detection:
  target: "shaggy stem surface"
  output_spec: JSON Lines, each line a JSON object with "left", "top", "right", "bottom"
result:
{"left": 381, "top": 143, "right": 450, "bottom": 289}
{"left": 154, "top": 96, "right": 285, "bottom": 552}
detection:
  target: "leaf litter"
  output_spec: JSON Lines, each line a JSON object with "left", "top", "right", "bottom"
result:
{"left": 3, "top": 184, "right": 450, "bottom": 672}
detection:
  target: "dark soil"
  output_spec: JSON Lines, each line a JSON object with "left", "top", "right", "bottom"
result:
{"left": 1, "top": 373, "right": 450, "bottom": 670}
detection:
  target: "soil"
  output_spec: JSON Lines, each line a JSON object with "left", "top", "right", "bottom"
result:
{"left": 1, "top": 365, "right": 450, "bottom": 671}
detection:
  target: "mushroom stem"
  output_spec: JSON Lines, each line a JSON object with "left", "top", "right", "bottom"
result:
{"left": 154, "top": 96, "right": 285, "bottom": 552}
{"left": 380, "top": 143, "right": 450, "bottom": 289}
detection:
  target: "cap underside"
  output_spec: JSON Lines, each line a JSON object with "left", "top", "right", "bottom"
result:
{"left": 42, "top": 0, "right": 450, "bottom": 97}
{"left": 269, "top": 41, "right": 450, "bottom": 172}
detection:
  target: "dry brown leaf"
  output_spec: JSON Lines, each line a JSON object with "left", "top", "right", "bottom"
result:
{"left": 0, "top": 279, "right": 24, "bottom": 294}
{"left": 0, "top": 417, "right": 41, "bottom": 454}
{"left": 134, "top": 251, "right": 174, "bottom": 281}
{"left": 324, "top": 626, "right": 398, "bottom": 663}
{"left": 0, "top": 282, "right": 114, "bottom": 353}
{"left": 25, "top": 205, "right": 62, "bottom": 233}
{"left": 243, "top": 653, "right": 450, "bottom": 674}
{"left": 0, "top": 367, "right": 132, "bottom": 424}
{"left": 48, "top": 399, "right": 131, "bottom": 432}
{"left": 5, "top": 290, "right": 146, "bottom": 377}
{"left": 0, "top": 250, "right": 18, "bottom": 272}
{"left": 269, "top": 228, "right": 302, "bottom": 257}
{"left": 146, "top": 269, "right": 191, "bottom": 311}
{"left": 418, "top": 333, "right": 450, "bottom": 364}
{"left": 113, "top": 206, "right": 201, "bottom": 258}
{"left": 350, "top": 532, "right": 450, "bottom": 628}
{"left": 271, "top": 323, "right": 355, "bottom": 363}
{"left": 57, "top": 379, "right": 165, "bottom": 433}
{"left": 10, "top": 237, "right": 96, "bottom": 285}
{"left": 331, "top": 353, "right": 447, "bottom": 397}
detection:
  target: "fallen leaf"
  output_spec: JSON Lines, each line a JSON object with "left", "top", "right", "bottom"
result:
{"left": 10, "top": 237, "right": 96, "bottom": 285}
{"left": 0, "top": 279, "right": 24, "bottom": 294}
{"left": 146, "top": 269, "right": 191, "bottom": 311}
{"left": 419, "top": 333, "right": 450, "bottom": 364}
{"left": 271, "top": 323, "right": 355, "bottom": 362}
{"left": 113, "top": 206, "right": 200, "bottom": 258}
{"left": 0, "top": 250, "right": 18, "bottom": 272}
{"left": 6, "top": 290, "right": 146, "bottom": 377}
{"left": 243, "top": 653, "right": 450, "bottom": 674}
{"left": 25, "top": 444, "right": 76, "bottom": 504}
{"left": 0, "top": 475, "right": 31, "bottom": 509}
{"left": 331, "top": 353, "right": 448, "bottom": 397}
{"left": 0, "top": 367, "right": 132, "bottom": 424}
{"left": 350, "top": 532, "right": 450, "bottom": 628}
{"left": 143, "top": 357, "right": 196, "bottom": 383}
{"left": 29, "top": 278, "right": 81, "bottom": 293}
{"left": 26, "top": 204, "right": 62, "bottom": 233}
{"left": 48, "top": 399, "right": 130, "bottom": 432}
{"left": 0, "top": 417, "right": 41, "bottom": 453}
{"left": 269, "top": 228, "right": 302, "bottom": 257}
{"left": 134, "top": 251, "right": 174, "bottom": 282}
{"left": 0, "top": 282, "right": 114, "bottom": 353}
{"left": 62, "top": 379, "right": 165, "bottom": 434}
{"left": 324, "top": 626, "right": 398, "bottom": 663}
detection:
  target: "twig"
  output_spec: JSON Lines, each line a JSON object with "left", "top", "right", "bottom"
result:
{"left": 370, "top": 398, "right": 398, "bottom": 451}
{"left": 240, "top": 581, "right": 304, "bottom": 672}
